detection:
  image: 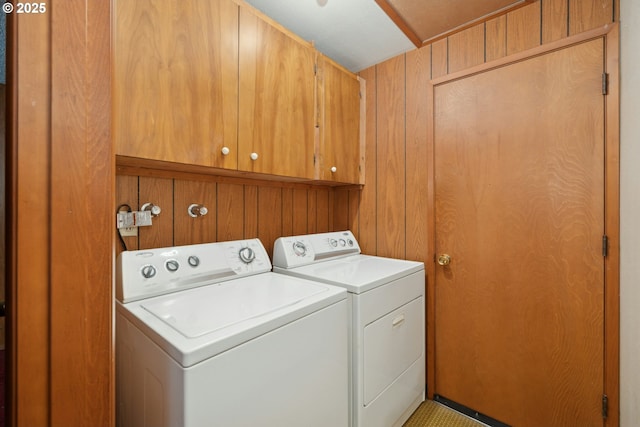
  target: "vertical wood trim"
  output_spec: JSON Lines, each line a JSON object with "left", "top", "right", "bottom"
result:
{"left": 358, "top": 67, "right": 377, "bottom": 254}
{"left": 431, "top": 39, "right": 449, "bottom": 79}
{"left": 244, "top": 185, "right": 259, "bottom": 238}
{"left": 332, "top": 189, "right": 349, "bottom": 231}
{"left": 138, "top": 177, "right": 174, "bottom": 249}
{"left": 307, "top": 190, "right": 318, "bottom": 233}
{"left": 173, "top": 180, "right": 217, "bottom": 245}
{"left": 447, "top": 24, "right": 485, "bottom": 74}
{"left": 604, "top": 24, "right": 620, "bottom": 427}
{"left": 49, "top": 0, "right": 113, "bottom": 424}
{"left": 257, "top": 187, "right": 282, "bottom": 258}
{"left": 217, "top": 183, "right": 245, "bottom": 241}
{"left": 485, "top": 15, "right": 508, "bottom": 62}
{"left": 376, "top": 55, "right": 406, "bottom": 259}
{"left": 347, "top": 189, "right": 361, "bottom": 235}
{"left": 542, "top": 0, "right": 569, "bottom": 43}
{"left": 281, "top": 188, "right": 294, "bottom": 236}
{"left": 405, "top": 47, "right": 431, "bottom": 264}
{"left": 116, "top": 175, "right": 140, "bottom": 255}
{"left": 569, "top": 0, "right": 614, "bottom": 35}
{"left": 292, "top": 188, "right": 308, "bottom": 235}
{"left": 8, "top": 9, "right": 51, "bottom": 427}
{"left": 316, "top": 189, "right": 330, "bottom": 232}
{"left": 506, "top": 0, "right": 542, "bottom": 55}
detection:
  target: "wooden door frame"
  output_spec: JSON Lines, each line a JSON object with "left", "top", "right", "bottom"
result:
{"left": 425, "top": 24, "right": 620, "bottom": 426}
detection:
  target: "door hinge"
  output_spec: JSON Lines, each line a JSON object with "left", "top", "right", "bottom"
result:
{"left": 602, "top": 73, "right": 609, "bottom": 95}
{"left": 602, "top": 394, "right": 608, "bottom": 419}
{"left": 602, "top": 235, "right": 609, "bottom": 257}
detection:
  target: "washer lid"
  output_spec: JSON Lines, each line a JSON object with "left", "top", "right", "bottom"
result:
{"left": 117, "top": 272, "right": 347, "bottom": 367}
{"left": 275, "top": 254, "right": 424, "bottom": 293}
{"left": 141, "top": 276, "right": 327, "bottom": 338}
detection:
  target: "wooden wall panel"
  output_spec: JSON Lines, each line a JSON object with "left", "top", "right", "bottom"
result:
{"left": 139, "top": 177, "right": 174, "bottom": 248}
{"left": 244, "top": 185, "right": 259, "bottom": 238}
{"left": 348, "top": 189, "right": 361, "bottom": 234}
{"left": 292, "top": 188, "right": 309, "bottom": 235}
{"left": 569, "top": 0, "right": 613, "bottom": 35}
{"left": 431, "top": 39, "right": 448, "bottom": 79}
{"left": 506, "top": 1, "right": 542, "bottom": 55}
{"left": 447, "top": 24, "right": 485, "bottom": 74}
{"left": 316, "top": 189, "right": 330, "bottom": 232}
{"left": 405, "top": 47, "right": 431, "bottom": 264}
{"left": 173, "top": 179, "right": 217, "bottom": 245}
{"left": 358, "top": 66, "right": 377, "bottom": 254}
{"left": 376, "top": 55, "right": 406, "bottom": 259}
{"left": 217, "top": 183, "right": 245, "bottom": 241}
{"left": 307, "top": 189, "right": 318, "bottom": 234}
{"left": 486, "top": 15, "right": 507, "bottom": 62}
{"left": 256, "top": 187, "right": 282, "bottom": 257}
{"left": 542, "top": 0, "right": 569, "bottom": 43}
{"left": 332, "top": 189, "right": 350, "bottom": 231}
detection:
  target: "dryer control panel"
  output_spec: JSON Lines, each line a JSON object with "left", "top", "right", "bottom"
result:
{"left": 117, "top": 239, "right": 271, "bottom": 303}
{"left": 273, "top": 230, "right": 361, "bottom": 268}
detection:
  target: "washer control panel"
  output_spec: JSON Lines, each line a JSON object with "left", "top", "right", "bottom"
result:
{"left": 273, "top": 230, "right": 361, "bottom": 269}
{"left": 117, "top": 239, "right": 271, "bottom": 303}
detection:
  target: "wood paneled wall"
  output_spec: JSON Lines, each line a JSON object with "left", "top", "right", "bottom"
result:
{"left": 116, "top": 173, "right": 350, "bottom": 258}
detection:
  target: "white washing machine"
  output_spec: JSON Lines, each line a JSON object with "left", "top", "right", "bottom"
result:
{"left": 116, "top": 238, "right": 349, "bottom": 427}
{"left": 273, "top": 230, "right": 426, "bottom": 427}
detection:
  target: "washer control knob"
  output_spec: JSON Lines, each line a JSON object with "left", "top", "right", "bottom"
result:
{"left": 239, "top": 247, "right": 255, "bottom": 264}
{"left": 339, "top": 239, "right": 346, "bottom": 247}
{"left": 330, "top": 239, "right": 338, "bottom": 247}
{"left": 292, "top": 241, "right": 307, "bottom": 257}
{"left": 141, "top": 264, "right": 156, "bottom": 279}
{"left": 165, "top": 259, "right": 180, "bottom": 272}
{"left": 188, "top": 255, "right": 200, "bottom": 268}
{"left": 221, "top": 146, "right": 230, "bottom": 156}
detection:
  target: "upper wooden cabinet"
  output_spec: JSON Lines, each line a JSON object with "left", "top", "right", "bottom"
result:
{"left": 238, "top": 7, "right": 316, "bottom": 179}
{"left": 316, "top": 55, "right": 364, "bottom": 184}
{"left": 113, "top": 0, "right": 239, "bottom": 169}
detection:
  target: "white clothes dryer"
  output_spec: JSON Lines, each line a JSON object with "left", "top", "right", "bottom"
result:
{"left": 116, "top": 238, "right": 349, "bottom": 427}
{"left": 273, "top": 231, "right": 425, "bottom": 427}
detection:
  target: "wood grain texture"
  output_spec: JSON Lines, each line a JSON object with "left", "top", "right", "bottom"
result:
{"left": 542, "top": 0, "right": 569, "bottom": 43}
{"left": 569, "top": 0, "right": 613, "bottom": 35}
{"left": 217, "top": 183, "right": 245, "bottom": 241}
{"left": 376, "top": 55, "right": 406, "bottom": 259}
{"left": 139, "top": 177, "right": 174, "bottom": 248}
{"left": 431, "top": 38, "right": 448, "bottom": 79}
{"left": 292, "top": 188, "right": 309, "bottom": 235}
{"left": 256, "top": 187, "right": 282, "bottom": 258}
{"left": 8, "top": 10, "right": 51, "bottom": 426}
{"left": 50, "top": 0, "right": 114, "bottom": 425}
{"left": 434, "top": 38, "right": 605, "bottom": 427}
{"left": 506, "top": 0, "right": 542, "bottom": 55}
{"left": 113, "top": 0, "right": 239, "bottom": 169}
{"left": 238, "top": 7, "right": 315, "bottom": 178}
{"left": 173, "top": 179, "right": 217, "bottom": 245}
{"left": 447, "top": 24, "right": 485, "bottom": 74}
{"left": 485, "top": 15, "right": 507, "bottom": 61}
{"left": 357, "top": 67, "right": 377, "bottom": 254}
{"left": 405, "top": 47, "right": 431, "bottom": 264}
{"left": 332, "top": 189, "right": 350, "bottom": 231}
{"left": 317, "top": 56, "right": 362, "bottom": 184}
{"left": 244, "top": 185, "right": 259, "bottom": 238}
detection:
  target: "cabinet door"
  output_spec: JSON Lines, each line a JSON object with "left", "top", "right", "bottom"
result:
{"left": 238, "top": 8, "right": 316, "bottom": 179}
{"left": 317, "top": 56, "right": 363, "bottom": 184}
{"left": 114, "top": 0, "right": 238, "bottom": 169}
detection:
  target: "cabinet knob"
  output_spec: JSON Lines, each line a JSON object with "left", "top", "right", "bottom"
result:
{"left": 221, "top": 146, "right": 230, "bottom": 156}
{"left": 330, "top": 166, "right": 337, "bottom": 173}
{"left": 250, "top": 152, "right": 259, "bottom": 161}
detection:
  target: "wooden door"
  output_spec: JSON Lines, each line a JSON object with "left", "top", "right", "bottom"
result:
{"left": 317, "top": 55, "right": 363, "bottom": 184}
{"left": 113, "top": 0, "right": 239, "bottom": 169}
{"left": 238, "top": 7, "right": 316, "bottom": 179}
{"left": 434, "top": 38, "right": 606, "bottom": 427}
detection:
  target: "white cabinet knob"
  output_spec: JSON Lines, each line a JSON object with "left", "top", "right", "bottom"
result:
{"left": 330, "top": 166, "right": 337, "bottom": 173}
{"left": 250, "top": 152, "right": 259, "bottom": 161}
{"left": 221, "top": 146, "right": 230, "bottom": 156}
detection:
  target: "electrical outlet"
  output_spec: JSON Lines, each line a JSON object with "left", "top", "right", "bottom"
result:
{"left": 120, "top": 227, "right": 138, "bottom": 237}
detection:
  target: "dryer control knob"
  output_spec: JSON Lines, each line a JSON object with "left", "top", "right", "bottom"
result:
{"left": 141, "top": 264, "right": 156, "bottom": 279}
{"left": 293, "top": 241, "right": 307, "bottom": 257}
{"left": 165, "top": 259, "right": 180, "bottom": 272}
{"left": 239, "top": 247, "right": 255, "bottom": 264}
{"left": 188, "top": 255, "right": 200, "bottom": 267}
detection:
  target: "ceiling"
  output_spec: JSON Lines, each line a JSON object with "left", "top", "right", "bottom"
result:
{"left": 243, "top": 0, "right": 532, "bottom": 72}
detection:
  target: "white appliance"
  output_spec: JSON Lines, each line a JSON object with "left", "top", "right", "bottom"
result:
{"left": 116, "top": 238, "right": 349, "bottom": 427}
{"left": 273, "top": 230, "right": 425, "bottom": 427}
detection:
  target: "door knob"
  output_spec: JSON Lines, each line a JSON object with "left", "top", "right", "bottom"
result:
{"left": 437, "top": 254, "right": 451, "bottom": 266}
